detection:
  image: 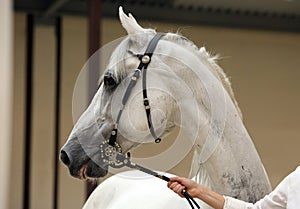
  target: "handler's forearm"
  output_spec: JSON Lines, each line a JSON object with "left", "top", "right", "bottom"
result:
{"left": 196, "top": 185, "right": 225, "bottom": 209}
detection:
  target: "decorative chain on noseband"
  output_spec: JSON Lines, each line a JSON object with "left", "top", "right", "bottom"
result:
{"left": 99, "top": 142, "right": 201, "bottom": 209}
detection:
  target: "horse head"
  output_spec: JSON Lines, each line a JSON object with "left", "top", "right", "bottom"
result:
{"left": 61, "top": 6, "right": 236, "bottom": 184}
{"left": 60, "top": 7, "right": 203, "bottom": 180}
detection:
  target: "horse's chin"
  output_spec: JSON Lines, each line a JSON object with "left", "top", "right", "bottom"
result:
{"left": 74, "top": 160, "right": 108, "bottom": 180}
{"left": 79, "top": 164, "right": 88, "bottom": 180}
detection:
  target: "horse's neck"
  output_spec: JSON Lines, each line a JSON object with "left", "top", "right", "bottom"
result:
{"left": 189, "top": 94, "right": 271, "bottom": 201}
{"left": 188, "top": 81, "right": 251, "bottom": 189}
{"left": 165, "top": 48, "right": 247, "bottom": 186}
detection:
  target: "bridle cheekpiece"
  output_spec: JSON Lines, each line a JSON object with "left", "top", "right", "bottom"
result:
{"left": 99, "top": 34, "right": 164, "bottom": 166}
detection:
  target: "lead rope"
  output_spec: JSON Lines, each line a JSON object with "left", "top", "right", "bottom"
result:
{"left": 110, "top": 149, "right": 201, "bottom": 209}
{"left": 99, "top": 142, "right": 201, "bottom": 209}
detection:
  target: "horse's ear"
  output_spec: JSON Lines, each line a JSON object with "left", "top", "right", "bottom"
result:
{"left": 119, "top": 6, "right": 145, "bottom": 35}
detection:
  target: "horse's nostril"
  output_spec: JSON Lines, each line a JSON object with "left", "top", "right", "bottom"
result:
{"left": 60, "top": 150, "right": 70, "bottom": 166}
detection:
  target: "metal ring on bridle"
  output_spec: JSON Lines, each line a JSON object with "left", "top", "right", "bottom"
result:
{"left": 141, "top": 55, "right": 151, "bottom": 64}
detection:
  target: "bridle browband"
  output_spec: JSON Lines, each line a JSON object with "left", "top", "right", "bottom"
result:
{"left": 99, "top": 34, "right": 201, "bottom": 209}
{"left": 107, "top": 33, "right": 164, "bottom": 149}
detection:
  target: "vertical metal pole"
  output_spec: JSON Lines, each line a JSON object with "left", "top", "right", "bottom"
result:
{"left": 53, "top": 16, "right": 62, "bottom": 209}
{"left": 23, "top": 14, "right": 34, "bottom": 209}
{"left": 87, "top": 0, "right": 101, "bottom": 101}
{"left": 86, "top": 0, "right": 101, "bottom": 199}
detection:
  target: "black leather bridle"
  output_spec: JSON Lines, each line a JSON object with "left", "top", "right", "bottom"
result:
{"left": 107, "top": 33, "right": 164, "bottom": 150}
{"left": 99, "top": 34, "right": 200, "bottom": 209}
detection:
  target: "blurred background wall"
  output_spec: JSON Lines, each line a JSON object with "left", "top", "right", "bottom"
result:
{"left": 5, "top": 1, "right": 300, "bottom": 209}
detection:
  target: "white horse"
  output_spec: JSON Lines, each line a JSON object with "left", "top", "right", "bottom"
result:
{"left": 60, "top": 7, "right": 272, "bottom": 209}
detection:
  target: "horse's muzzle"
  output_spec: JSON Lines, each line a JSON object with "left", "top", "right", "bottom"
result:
{"left": 60, "top": 137, "right": 108, "bottom": 179}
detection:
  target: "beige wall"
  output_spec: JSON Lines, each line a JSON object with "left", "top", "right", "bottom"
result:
{"left": 10, "top": 13, "right": 300, "bottom": 209}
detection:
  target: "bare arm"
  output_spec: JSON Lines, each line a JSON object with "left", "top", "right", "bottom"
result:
{"left": 167, "top": 177, "right": 225, "bottom": 209}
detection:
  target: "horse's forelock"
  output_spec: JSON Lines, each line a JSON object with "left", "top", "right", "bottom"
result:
{"left": 105, "top": 31, "right": 156, "bottom": 84}
{"left": 105, "top": 37, "right": 131, "bottom": 84}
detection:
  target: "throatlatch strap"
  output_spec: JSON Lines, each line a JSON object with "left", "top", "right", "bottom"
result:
{"left": 140, "top": 34, "right": 164, "bottom": 143}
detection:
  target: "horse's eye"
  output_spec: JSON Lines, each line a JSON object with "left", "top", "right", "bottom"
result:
{"left": 104, "top": 74, "right": 116, "bottom": 88}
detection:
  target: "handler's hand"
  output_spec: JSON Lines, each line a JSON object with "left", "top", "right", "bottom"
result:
{"left": 167, "top": 177, "right": 201, "bottom": 198}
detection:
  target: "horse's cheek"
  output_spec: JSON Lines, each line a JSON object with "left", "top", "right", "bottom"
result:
{"left": 126, "top": 108, "right": 148, "bottom": 133}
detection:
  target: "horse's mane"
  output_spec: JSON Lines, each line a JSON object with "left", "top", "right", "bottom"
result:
{"left": 106, "top": 31, "right": 242, "bottom": 118}
{"left": 163, "top": 32, "right": 242, "bottom": 118}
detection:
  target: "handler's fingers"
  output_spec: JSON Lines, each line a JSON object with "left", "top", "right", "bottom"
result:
{"left": 169, "top": 176, "right": 185, "bottom": 184}
{"left": 167, "top": 182, "right": 184, "bottom": 197}
{"left": 167, "top": 181, "right": 179, "bottom": 189}
{"left": 174, "top": 184, "right": 185, "bottom": 194}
